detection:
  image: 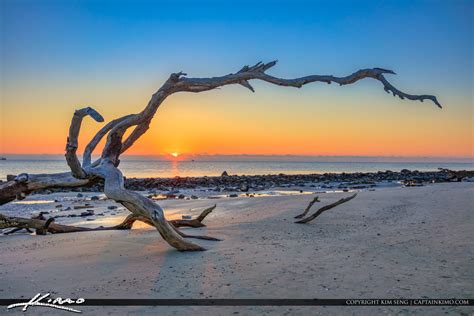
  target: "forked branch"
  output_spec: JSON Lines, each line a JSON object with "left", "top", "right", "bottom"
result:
{"left": 295, "top": 193, "right": 357, "bottom": 224}
{"left": 170, "top": 205, "right": 217, "bottom": 228}
{"left": 294, "top": 196, "right": 320, "bottom": 219}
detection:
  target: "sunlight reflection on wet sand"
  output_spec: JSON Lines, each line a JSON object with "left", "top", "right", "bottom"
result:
{"left": 13, "top": 200, "right": 54, "bottom": 205}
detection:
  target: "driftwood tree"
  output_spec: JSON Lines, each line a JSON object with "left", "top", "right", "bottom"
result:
{"left": 0, "top": 61, "right": 441, "bottom": 251}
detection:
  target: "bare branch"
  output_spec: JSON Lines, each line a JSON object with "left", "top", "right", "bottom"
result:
{"left": 378, "top": 75, "right": 442, "bottom": 108}
{"left": 295, "top": 193, "right": 357, "bottom": 224}
{"left": 1, "top": 208, "right": 221, "bottom": 237}
{"left": 120, "top": 118, "right": 151, "bottom": 153}
{"left": 196, "top": 204, "right": 217, "bottom": 222}
{"left": 83, "top": 114, "right": 135, "bottom": 167}
{"left": 110, "top": 205, "right": 217, "bottom": 229}
{"left": 0, "top": 172, "right": 90, "bottom": 205}
{"left": 170, "top": 204, "right": 217, "bottom": 228}
{"left": 171, "top": 225, "right": 221, "bottom": 241}
{"left": 238, "top": 80, "right": 255, "bottom": 92}
{"left": 175, "top": 61, "right": 441, "bottom": 107}
{"left": 294, "top": 196, "right": 320, "bottom": 219}
{"left": 65, "top": 107, "right": 104, "bottom": 178}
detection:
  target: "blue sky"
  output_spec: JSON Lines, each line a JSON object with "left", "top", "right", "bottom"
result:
{"left": 2, "top": 0, "right": 472, "bottom": 83}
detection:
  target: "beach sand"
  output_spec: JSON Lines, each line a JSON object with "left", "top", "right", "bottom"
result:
{"left": 0, "top": 182, "right": 473, "bottom": 315}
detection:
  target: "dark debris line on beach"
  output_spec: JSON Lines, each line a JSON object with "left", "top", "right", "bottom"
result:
{"left": 8, "top": 169, "right": 471, "bottom": 194}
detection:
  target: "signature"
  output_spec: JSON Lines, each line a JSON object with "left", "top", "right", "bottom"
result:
{"left": 7, "top": 293, "right": 85, "bottom": 313}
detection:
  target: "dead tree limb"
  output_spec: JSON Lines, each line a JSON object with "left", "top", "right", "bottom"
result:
{"left": 112, "top": 213, "right": 220, "bottom": 241}
{"left": 0, "top": 172, "right": 90, "bottom": 205}
{"left": 170, "top": 224, "right": 221, "bottom": 241}
{"left": 82, "top": 114, "right": 135, "bottom": 168}
{"left": 0, "top": 211, "right": 138, "bottom": 234}
{"left": 65, "top": 107, "right": 104, "bottom": 178}
{"left": 170, "top": 205, "right": 216, "bottom": 228}
{"left": 175, "top": 62, "right": 441, "bottom": 107}
{"left": 295, "top": 193, "right": 357, "bottom": 224}
{"left": 4, "top": 227, "right": 33, "bottom": 235}
{"left": 0, "top": 60, "right": 441, "bottom": 251}
{"left": 0, "top": 213, "right": 119, "bottom": 234}
{"left": 294, "top": 196, "right": 320, "bottom": 219}
{"left": 0, "top": 205, "right": 217, "bottom": 237}
{"left": 113, "top": 205, "right": 216, "bottom": 230}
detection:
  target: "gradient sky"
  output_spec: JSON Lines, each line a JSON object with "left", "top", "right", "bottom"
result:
{"left": 1, "top": 0, "right": 472, "bottom": 157}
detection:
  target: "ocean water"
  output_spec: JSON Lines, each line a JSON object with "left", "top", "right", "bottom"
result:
{"left": 0, "top": 156, "right": 472, "bottom": 180}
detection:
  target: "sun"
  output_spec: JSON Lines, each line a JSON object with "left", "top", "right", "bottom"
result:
{"left": 170, "top": 152, "right": 179, "bottom": 158}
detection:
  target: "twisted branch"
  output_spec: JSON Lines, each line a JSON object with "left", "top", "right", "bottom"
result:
{"left": 82, "top": 114, "right": 135, "bottom": 168}
{"left": 65, "top": 107, "right": 104, "bottom": 178}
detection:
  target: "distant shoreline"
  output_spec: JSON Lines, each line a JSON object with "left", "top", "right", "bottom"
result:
{"left": 1, "top": 158, "right": 473, "bottom": 180}
{"left": 10, "top": 169, "right": 471, "bottom": 195}
{"left": 1, "top": 154, "right": 473, "bottom": 163}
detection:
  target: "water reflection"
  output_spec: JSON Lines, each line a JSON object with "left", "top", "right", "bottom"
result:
{"left": 13, "top": 200, "right": 54, "bottom": 205}
{"left": 171, "top": 160, "right": 179, "bottom": 177}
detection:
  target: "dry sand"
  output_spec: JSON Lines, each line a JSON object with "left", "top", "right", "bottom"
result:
{"left": 0, "top": 182, "right": 473, "bottom": 315}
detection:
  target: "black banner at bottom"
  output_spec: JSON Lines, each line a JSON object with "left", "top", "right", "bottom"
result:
{"left": 1, "top": 298, "right": 473, "bottom": 306}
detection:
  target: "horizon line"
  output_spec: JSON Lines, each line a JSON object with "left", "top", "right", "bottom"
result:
{"left": 1, "top": 153, "right": 473, "bottom": 159}
{"left": 1, "top": 153, "right": 473, "bottom": 164}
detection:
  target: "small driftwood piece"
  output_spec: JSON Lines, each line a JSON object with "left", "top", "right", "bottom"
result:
{"left": 169, "top": 205, "right": 216, "bottom": 228}
{"left": 294, "top": 196, "right": 320, "bottom": 219}
{"left": 295, "top": 193, "right": 357, "bottom": 224}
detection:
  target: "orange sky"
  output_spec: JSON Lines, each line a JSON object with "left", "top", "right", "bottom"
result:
{"left": 1, "top": 80, "right": 472, "bottom": 158}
